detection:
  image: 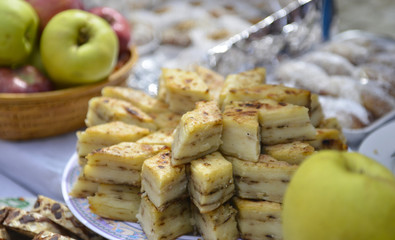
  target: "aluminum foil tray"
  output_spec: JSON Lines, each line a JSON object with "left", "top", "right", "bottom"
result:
{"left": 272, "top": 30, "right": 395, "bottom": 147}
{"left": 204, "top": 0, "right": 329, "bottom": 76}
{"left": 126, "top": 0, "right": 330, "bottom": 96}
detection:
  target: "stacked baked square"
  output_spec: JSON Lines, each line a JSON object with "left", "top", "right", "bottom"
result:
{"left": 70, "top": 66, "right": 347, "bottom": 240}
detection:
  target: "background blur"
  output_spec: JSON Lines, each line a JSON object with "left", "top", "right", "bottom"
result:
{"left": 337, "top": 0, "right": 395, "bottom": 38}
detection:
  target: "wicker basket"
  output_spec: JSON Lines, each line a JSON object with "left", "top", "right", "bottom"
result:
{"left": 0, "top": 46, "right": 138, "bottom": 141}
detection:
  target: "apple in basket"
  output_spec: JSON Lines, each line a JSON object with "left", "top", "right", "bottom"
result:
{"left": 0, "top": 0, "right": 39, "bottom": 67}
{"left": 0, "top": 65, "right": 54, "bottom": 93}
{"left": 282, "top": 150, "right": 395, "bottom": 240}
{"left": 89, "top": 6, "right": 132, "bottom": 53}
{"left": 40, "top": 9, "right": 119, "bottom": 87}
{"left": 26, "top": 0, "right": 84, "bottom": 31}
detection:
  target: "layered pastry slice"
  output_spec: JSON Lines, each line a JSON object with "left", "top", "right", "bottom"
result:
{"left": 141, "top": 151, "right": 188, "bottom": 211}
{"left": 233, "top": 197, "right": 283, "bottom": 240}
{"left": 158, "top": 68, "right": 210, "bottom": 113}
{"left": 83, "top": 142, "right": 169, "bottom": 186}
{"left": 31, "top": 196, "right": 102, "bottom": 240}
{"left": 148, "top": 111, "right": 182, "bottom": 130}
{"left": 220, "top": 101, "right": 261, "bottom": 162}
{"left": 194, "top": 65, "right": 225, "bottom": 101}
{"left": 256, "top": 99, "right": 316, "bottom": 145}
{"left": 228, "top": 154, "right": 298, "bottom": 203}
{"left": 309, "top": 93, "right": 324, "bottom": 127}
{"left": 221, "top": 84, "right": 311, "bottom": 110}
{"left": 102, "top": 86, "right": 169, "bottom": 113}
{"left": 172, "top": 101, "right": 223, "bottom": 166}
{"left": 88, "top": 184, "right": 141, "bottom": 222}
{"left": 76, "top": 121, "right": 150, "bottom": 165}
{"left": 318, "top": 117, "right": 343, "bottom": 130}
{"left": 136, "top": 128, "right": 174, "bottom": 147}
{"left": 307, "top": 128, "right": 348, "bottom": 150}
{"left": 219, "top": 67, "right": 266, "bottom": 107}
{"left": 263, "top": 141, "right": 315, "bottom": 165}
{"left": 192, "top": 203, "right": 238, "bottom": 240}
{"left": 69, "top": 171, "right": 99, "bottom": 198}
{"left": 138, "top": 195, "right": 193, "bottom": 240}
{"left": 188, "top": 152, "right": 234, "bottom": 213}
{"left": 85, "top": 96, "right": 157, "bottom": 130}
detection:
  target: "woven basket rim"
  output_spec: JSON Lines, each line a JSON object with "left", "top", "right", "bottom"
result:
{"left": 0, "top": 46, "right": 138, "bottom": 103}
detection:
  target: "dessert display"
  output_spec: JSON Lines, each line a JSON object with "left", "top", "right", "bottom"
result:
{"left": 4, "top": 1, "right": 395, "bottom": 239}
{"left": 68, "top": 65, "right": 348, "bottom": 239}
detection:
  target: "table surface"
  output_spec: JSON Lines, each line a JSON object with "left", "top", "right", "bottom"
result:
{"left": 0, "top": 131, "right": 77, "bottom": 202}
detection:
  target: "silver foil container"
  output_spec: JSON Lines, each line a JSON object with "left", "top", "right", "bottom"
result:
{"left": 129, "top": 0, "right": 333, "bottom": 95}
{"left": 204, "top": 0, "right": 332, "bottom": 77}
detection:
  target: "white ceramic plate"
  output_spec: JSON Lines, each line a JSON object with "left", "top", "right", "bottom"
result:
{"left": 358, "top": 121, "right": 395, "bottom": 174}
{"left": 61, "top": 153, "right": 200, "bottom": 240}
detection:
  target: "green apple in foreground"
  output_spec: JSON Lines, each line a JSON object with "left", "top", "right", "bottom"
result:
{"left": 282, "top": 150, "right": 395, "bottom": 240}
{"left": 40, "top": 9, "right": 119, "bottom": 87}
{"left": 0, "top": 0, "right": 39, "bottom": 66}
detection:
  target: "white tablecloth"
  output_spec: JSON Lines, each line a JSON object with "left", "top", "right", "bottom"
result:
{"left": 0, "top": 131, "right": 79, "bottom": 202}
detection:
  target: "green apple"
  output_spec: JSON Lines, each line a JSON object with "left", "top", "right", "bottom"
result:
{"left": 282, "top": 150, "right": 395, "bottom": 240}
{"left": 40, "top": 9, "right": 119, "bottom": 87}
{"left": 0, "top": 0, "right": 39, "bottom": 67}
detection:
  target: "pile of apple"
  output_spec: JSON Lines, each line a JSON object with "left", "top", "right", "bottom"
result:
{"left": 0, "top": 0, "right": 132, "bottom": 93}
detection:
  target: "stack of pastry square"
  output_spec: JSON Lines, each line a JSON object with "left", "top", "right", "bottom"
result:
{"left": 83, "top": 142, "right": 169, "bottom": 222}
{"left": 71, "top": 85, "right": 183, "bottom": 222}
{"left": 138, "top": 99, "right": 238, "bottom": 240}
{"left": 138, "top": 150, "right": 192, "bottom": 240}
{"left": 68, "top": 66, "right": 349, "bottom": 240}
{"left": 219, "top": 68, "right": 347, "bottom": 240}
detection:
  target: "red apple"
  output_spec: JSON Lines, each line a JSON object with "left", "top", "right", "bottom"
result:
{"left": 0, "top": 65, "right": 54, "bottom": 93}
{"left": 26, "top": 0, "right": 84, "bottom": 31}
{"left": 89, "top": 7, "right": 131, "bottom": 52}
